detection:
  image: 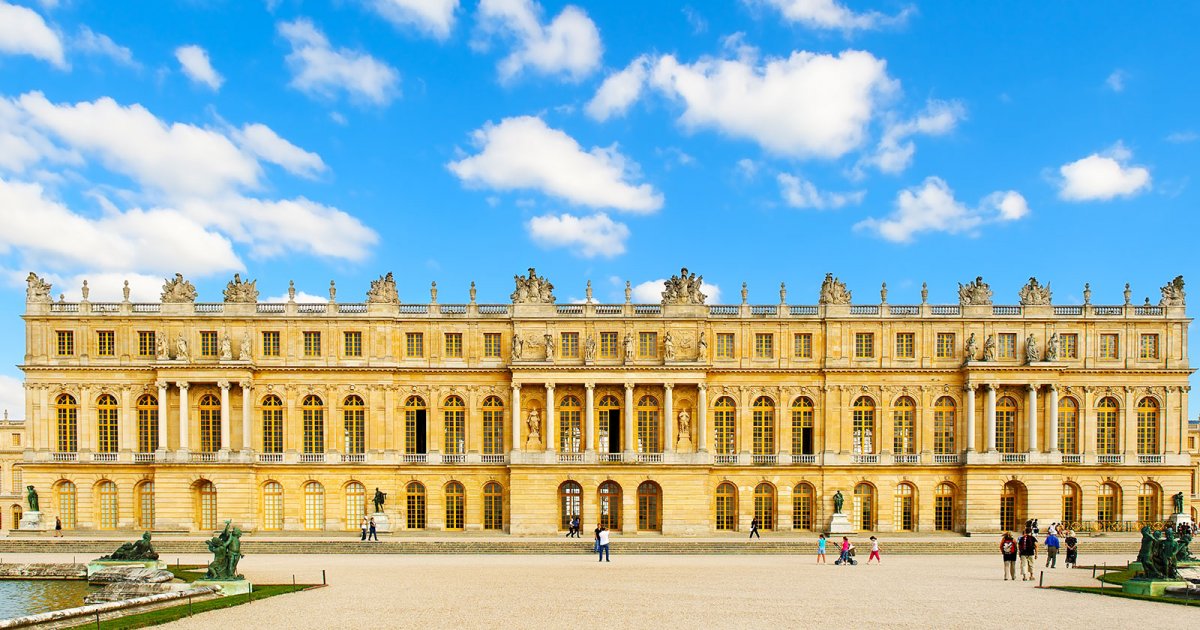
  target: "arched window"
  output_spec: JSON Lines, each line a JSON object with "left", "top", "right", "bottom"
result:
{"left": 345, "top": 481, "right": 365, "bottom": 529}
{"left": 55, "top": 394, "right": 78, "bottom": 453}
{"left": 483, "top": 482, "right": 504, "bottom": 530}
{"left": 894, "top": 483, "right": 916, "bottom": 532}
{"left": 934, "top": 483, "right": 955, "bottom": 532}
{"left": 136, "top": 394, "right": 158, "bottom": 453}
{"left": 198, "top": 394, "right": 220, "bottom": 453}
{"left": 195, "top": 480, "right": 217, "bottom": 530}
{"left": 404, "top": 396, "right": 427, "bottom": 455}
{"left": 55, "top": 480, "right": 76, "bottom": 529}
{"left": 933, "top": 397, "right": 955, "bottom": 455}
{"left": 713, "top": 397, "right": 736, "bottom": 455}
{"left": 1062, "top": 483, "right": 1080, "bottom": 524}
{"left": 1058, "top": 397, "right": 1079, "bottom": 455}
{"left": 1137, "top": 482, "right": 1161, "bottom": 523}
{"left": 1137, "top": 398, "right": 1160, "bottom": 455}
{"left": 637, "top": 481, "right": 661, "bottom": 532}
{"left": 996, "top": 396, "right": 1017, "bottom": 454}
{"left": 262, "top": 481, "right": 283, "bottom": 530}
{"left": 754, "top": 483, "right": 776, "bottom": 530}
{"left": 302, "top": 395, "right": 325, "bottom": 454}
{"left": 791, "top": 397, "right": 814, "bottom": 455}
{"left": 304, "top": 482, "right": 325, "bottom": 531}
{"left": 853, "top": 483, "right": 875, "bottom": 531}
{"left": 597, "top": 395, "right": 621, "bottom": 453}
{"left": 11, "top": 505, "right": 22, "bottom": 529}
{"left": 1097, "top": 482, "right": 1121, "bottom": 523}
{"left": 261, "top": 395, "right": 283, "bottom": 453}
{"left": 482, "top": 396, "right": 505, "bottom": 455}
{"left": 558, "top": 481, "right": 581, "bottom": 530}
{"left": 405, "top": 482, "right": 426, "bottom": 529}
{"left": 343, "top": 396, "right": 365, "bottom": 455}
{"left": 752, "top": 397, "right": 775, "bottom": 456}
{"left": 1000, "top": 481, "right": 1025, "bottom": 532}
{"left": 136, "top": 481, "right": 155, "bottom": 530}
{"left": 97, "top": 480, "right": 118, "bottom": 530}
{"left": 893, "top": 397, "right": 916, "bottom": 455}
{"left": 636, "top": 395, "right": 660, "bottom": 454}
{"left": 599, "top": 481, "right": 622, "bottom": 531}
{"left": 96, "top": 394, "right": 119, "bottom": 453}
{"left": 443, "top": 396, "right": 465, "bottom": 455}
{"left": 1096, "top": 397, "right": 1120, "bottom": 455}
{"left": 445, "top": 482, "right": 464, "bottom": 531}
{"left": 852, "top": 397, "right": 875, "bottom": 455}
{"left": 792, "top": 483, "right": 814, "bottom": 531}
{"left": 559, "top": 395, "right": 582, "bottom": 453}
{"left": 715, "top": 482, "right": 737, "bottom": 531}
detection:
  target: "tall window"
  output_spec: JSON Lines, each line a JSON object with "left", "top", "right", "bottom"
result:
{"left": 1096, "top": 397, "right": 1119, "bottom": 455}
{"left": 894, "top": 483, "right": 916, "bottom": 532}
{"left": 793, "top": 333, "right": 813, "bottom": 359}
{"left": 754, "top": 483, "right": 776, "bottom": 529}
{"left": 97, "top": 480, "right": 118, "bottom": 529}
{"left": 713, "top": 397, "right": 736, "bottom": 455}
{"left": 559, "top": 481, "right": 581, "bottom": 530}
{"left": 405, "top": 396, "right": 426, "bottom": 454}
{"left": 715, "top": 482, "right": 737, "bottom": 531}
{"left": 482, "top": 396, "right": 504, "bottom": 455}
{"left": 303, "top": 331, "right": 321, "bottom": 357}
{"left": 599, "top": 481, "right": 622, "bottom": 530}
{"left": 638, "top": 332, "right": 657, "bottom": 358}
{"left": 443, "top": 396, "right": 465, "bottom": 454}
{"left": 444, "top": 332, "right": 463, "bottom": 358}
{"left": 1060, "top": 333, "right": 1079, "bottom": 359}
{"left": 1097, "top": 482, "right": 1120, "bottom": 522}
{"left": 934, "top": 483, "right": 954, "bottom": 532}
{"left": 791, "top": 397, "right": 814, "bottom": 455}
{"left": 136, "top": 481, "right": 154, "bottom": 530}
{"left": 198, "top": 394, "right": 220, "bottom": 453}
{"left": 56, "top": 481, "right": 77, "bottom": 529}
{"left": 1137, "top": 483, "right": 1161, "bottom": 523}
{"left": 302, "top": 395, "right": 324, "bottom": 454}
{"left": 406, "top": 332, "right": 424, "bottom": 358}
{"left": 852, "top": 397, "right": 875, "bottom": 455}
{"left": 754, "top": 333, "right": 774, "bottom": 359}
{"left": 853, "top": 483, "right": 875, "bottom": 531}
{"left": 96, "top": 331, "right": 115, "bottom": 357}
{"left": 935, "top": 332, "right": 955, "bottom": 358}
{"left": 1099, "top": 333, "right": 1119, "bottom": 359}
{"left": 1139, "top": 334, "right": 1159, "bottom": 359}
{"left": 343, "top": 395, "right": 365, "bottom": 455}
{"left": 445, "top": 482, "right": 464, "bottom": 531}
{"left": 483, "top": 482, "right": 503, "bottom": 530}
{"left": 894, "top": 332, "right": 915, "bottom": 359}
{"left": 483, "top": 332, "right": 502, "bottom": 358}
{"left": 56, "top": 330, "right": 75, "bottom": 356}
{"left": 406, "top": 482, "right": 426, "bottom": 529}
{"left": 996, "top": 396, "right": 1017, "bottom": 454}
{"left": 136, "top": 394, "right": 158, "bottom": 452}
{"left": 559, "top": 395, "right": 582, "bottom": 453}
{"left": 304, "top": 482, "right": 325, "bottom": 530}
{"left": 998, "top": 333, "right": 1017, "bottom": 359}
{"left": 716, "top": 333, "right": 735, "bottom": 359}
{"left": 637, "top": 481, "right": 661, "bottom": 531}
{"left": 752, "top": 396, "right": 775, "bottom": 456}
{"left": 599, "top": 332, "right": 618, "bottom": 358}
{"left": 96, "top": 394, "right": 119, "bottom": 453}
{"left": 200, "top": 331, "right": 218, "bottom": 357}
{"left": 261, "top": 395, "right": 283, "bottom": 453}
{"left": 1062, "top": 483, "right": 1079, "bottom": 524}
{"left": 1000, "top": 482, "right": 1022, "bottom": 532}
{"left": 56, "top": 394, "right": 78, "bottom": 453}
{"left": 196, "top": 480, "right": 216, "bottom": 530}
{"left": 933, "top": 397, "right": 955, "bottom": 454}
{"left": 1058, "top": 396, "right": 1079, "bottom": 455}
{"left": 261, "top": 331, "right": 280, "bottom": 357}
{"left": 792, "top": 483, "right": 814, "bottom": 531}
{"left": 854, "top": 333, "right": 874, "bottom": 358}
{"left": 345, "top": 482, "right": 365, "bottom": 529}
{"left": 137, "top": 331, "right": 155, "bottom": 358}
{"left": 262, "top": 481, "right": 283, "bottom": 530}
{"left": 1137, "top": 398, "right": 1159, "bottom": 455}
{"left": 636, "top": 395, "right": 660, "bottom": 453}
{"left": 892, "top": 396, "right": 915, "bottom": 455}
{"left": 343, "top": 331, "right": 363, "bottom": 357}
{"left": 560, "top": 332, "right": 579, "bottom": 358}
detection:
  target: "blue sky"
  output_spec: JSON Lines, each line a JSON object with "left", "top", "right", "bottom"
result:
{"left": 0, "top": 0, "right": 1196, "bottom": 418}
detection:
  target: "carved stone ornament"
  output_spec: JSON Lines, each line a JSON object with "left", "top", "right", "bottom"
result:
{"left": 661, "top": 267, "right": 708, "bottom": 305}
{"left": 958, "top": 276, "right": 992, "bottom": 306}
{"left": 161, "top": 273, "right": 198, "bottom": 304}
{"left": 25, "top": 272, "right": 52, "bottom": 303}
{"left": 366, "top": 272, "right": 400, "bottom": 304}
{"left": 1025, "top": 334, "right": 1039, "bottom": 364}
{"left": 1159, "top": 275, "right": 1185, "bottom": 307}
{"left": 511, "top": 268, "right": 555, "bottom": 304}
{"left": 222, "top": 273, "right": 259, "bottom": 303}
{"left": 818, "top": 273, "right": 852, "bottom": 305}
{"left": 1017, "top": 276, "right": 1052, "bottom": 306}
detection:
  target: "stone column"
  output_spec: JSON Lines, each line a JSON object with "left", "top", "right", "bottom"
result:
{"left": 624, "top": 383, "right": 635, "bottom": 454}
{"left": 240, "top": 381, "right": 252, "bottom": 452}
{"left": 1026, "top": 384, "right": 1038, "bottom": 454}
{"left": 697, "top": 383, "right": 707, "bottom": 451}
{"left": 964, "top": 384, "right": 976, "bottom": 452}
{"left": 584, "top": 383, "right": 595, "bottom": 454}
{"left": 545, "top": 383, "right": 556, "bottom": 453}
{"left": 663, "top": 383, "right": 674, "bottom": 453}
{"left": 511, "top": 384, "right": 522, "bottom": 452}
{"left": 177, "top": 381, "right": 190, "bottom": 452}
{"left": 1047, "top": 385, "right": 1059, "bottom": 453}
{"left": 119, "top": 386, "right": 134, "bottom": 454}
{"left": 218, "top": 380, "right": 231, "bottom": 452}
{"left": 985, "top": 384, "right": 996, "bottom": 453}
{"left": 156, "top": 381, "right": 168, "bottom": 452}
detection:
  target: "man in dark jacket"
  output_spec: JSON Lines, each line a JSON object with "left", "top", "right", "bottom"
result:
{"left": 1017, "top": 529, "right": 1038, "bottom": 581}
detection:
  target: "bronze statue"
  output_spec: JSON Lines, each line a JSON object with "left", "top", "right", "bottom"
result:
{"left": 833, "top": 490, "right": 844, "bottom": 515}
{"left": 100, "top": 532, "right": 159, "bottom": 561}
{"left": 373, "top": 488, "right": 387, "bottom": 513}
{"left": 26, "top": 485, "right": 38, "bottom": 512}
{"left": 1173, "top": 491, "right": 1185, "bottom": 515}
{"left": 204, "top": 520, "right": 243, "bottom": 580}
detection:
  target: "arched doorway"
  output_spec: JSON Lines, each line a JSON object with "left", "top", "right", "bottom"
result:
{"left": 1097, "top": 481, "right": 1121, "bottom": 523}
{"left": 405, "top": 482, "right": 426, "bottom": 529}
{"left": 262, "top": 481, "right": 283, "bottom": 531}
{"left": 1061, "top": 482, "right": 1081, "bottom": 524}
{"left": 754, "top": 483, "right": 776, "bottom": 529}
{"left": 599, "top": 481, "right": 622, "bottom": 531}
{"left": 792, "top": 483, "right": 814, "bottom": 531}
{"left": 853, "top": 483, "right": 875, "bottom": 531}
{"left": 637, "top": 481, "right": 661, "bottom": 532}
{"left": 597, "top": 395, "right": 621, "bottom": 453}
{"left": 894, "top": 483, "right": 916, "bottom": 532}
{"left": 483, "top": 482, "right": 504, "bottom": 531}
{"left": 934, "top": 483, "right": 955, "bottom": 531}
{"left": 1137, "top": 482, "right": 1161, "bottom": 523}
{"left": 444, "top": 481, "right": 464, "bottom": 531}
{"left": 715, "top": 482, "right": 737, "bottom": 531}
{"left": 194, "top": 480, "right": 216, "bottom": 530}
{"left": 1000, "top": 480, "right": 1026, "bottom": 532}
{"left": 558, "top": 481, "right": 581, "bottom": 530}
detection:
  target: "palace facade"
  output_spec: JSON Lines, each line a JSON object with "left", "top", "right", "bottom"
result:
{"left": 15, "top": 269, "right": 1200, "bottom": 535}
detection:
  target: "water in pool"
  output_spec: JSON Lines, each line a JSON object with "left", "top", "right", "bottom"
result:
{"left": 0, "top": 580, "right": 97, "bottom": 619}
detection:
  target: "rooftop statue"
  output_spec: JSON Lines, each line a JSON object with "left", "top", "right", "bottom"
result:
{"left": 26, "top": 272, "right": 52, "bottom": 304}
{"left": 100, "top": 532, "right": 159, "bottom": 561}
{"left": 367, "top": 272, "right": 400, "bottom": 305}
{"left": 161, "top": 273, "right": 197, "bottom": 304}
{"left": 818, "top": 273, "right": 851, "bottom": 305}
{"left": 223, "top": 274, "right": 259, "bottom": 303}
{"left": 511, "top": 268, "right": 555, "bottom": 304}
{"left": 958, "top": 276, "right": 993, "bottom": 306}
{"left": 1159, "top": 275, "right": 1185, "bottom": 307}
{"left": 1017, "top": 277, "right": 1052, "bottom": 306}
{"left": 661, "top": 267, "right": 707, "bottom": 305}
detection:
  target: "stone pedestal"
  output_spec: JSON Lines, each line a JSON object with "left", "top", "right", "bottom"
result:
{"left": 20, "top": 510, "right": 45, "bottom": 531}
{"left": 1123, "top": 579, "right": 1187, "bottom": 597}
{"left": 192, "top": 579, "right": 253, "bottom": 596}
{"left": 86, "top": 559, "right": 167, "bottom": 577}
{"left": 676, "top": 435, "right": 693, "bottom": 452}
{"left": 1170, "top": 512, "right": 1194, "bottom": 528}
{"left": 525, "top": 436, "right": 543, "bottom": 451}
{"left": 369, "top": 512, "right": 391, "bottom": 534}
{"left": 828, "top": 512, "right": 855, "bottom": 535}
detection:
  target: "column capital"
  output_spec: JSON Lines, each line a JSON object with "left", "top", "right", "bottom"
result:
{"left": 985, "top": 383, "right": 996, "bottom": 391}
{"left": 176, "top": 381, "right": 190, "bottom": 389}
{"left": 584, "top": 382, "right": 595, "bottom": 390}
{"left": 664, "top": 383, "right": 674, "bottom": 391}
{"left": 155, "top": 380, "right": 169, "bottom": 389}
{"left": 624, "top": 382, "right": 635, "bottom": 391}
{"left": 697, "top": 383, "right": 707, "bottom": 392}
{"left": 544, "top": 382, "right": 555, "bottom": 390}
{"left": 1048, "top": 384, "right": 1058, "bottom": 392}
{"left": 1027, "top": 383, "right": 1038, "bottom": 392}
{"left": 239, "top": 380, "right": 252, "bottom": 389}
{"left": 964, "top": 383, "right": 976, "bottom": 392}
{"left": 218, "top": 380, "right": 231, "bottom": 390}
{"left": 511, "top": 383, "right": 522, "bottom": 392}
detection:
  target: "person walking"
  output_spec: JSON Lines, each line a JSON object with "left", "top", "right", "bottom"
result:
{"left": 838, "top": 537, "right": 853, "bottom": 565}
{"left": 1017, "top": 529, "right": 1038, "bottom": 581}
{"left": 867, "top": 536, "right": 882, "bottom": 564}
{"left": 360, "top": 516, "right": 368, "bottom": 542}
{"left": 572, "top": 516, "right": 581, "bottom": 538}
{"left": 597, "top": 526, "right": 610, "bottom": 562}
{"left": 594, "top": 523, "right": 602, "bottom": 554}
{"left": 368, "top": 517, "right": 379, "bottom": 542}
{"left": 1000, "top": 532, "right": 1018, "bottom": 580}
{"left": 817, "top": 534, "right": 827, "bottom": 564}
{"left": 749, "top": 517, "right": 761, "bottom": 539}
{"left": 54, "top": 516, "right": 63, "bottom": 538}
{"left": 1044, "top": 530, "right": 1060, "bottom": 568}
{"left": 1064, "top": 530, "right": 1078, "bottom": 568}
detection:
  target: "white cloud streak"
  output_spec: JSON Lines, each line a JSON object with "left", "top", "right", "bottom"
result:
{"left": 175, "top": 45, "right": 223, "bottom": 90}
{"left": 1057, "top": 143, "right": 1150, "bottom": 201}
{"left": 366, "top": 0, "right": 459, "bottom": 39}
{"left": 478, "top": 0, "right": 602, "bottom": 83}
{"left": 279, "top": 18, "right": 400, "bottom": 105}
{"left": 0, "top": 1, "right": 66, "bottom": 68}
{"left": 586, "top": 55, "right": 650, "bottom": 121}
{"left": 777, "top": 173, "right": 864, "bottom": 209}
{"left": 76, "top": 27, "right": 138, "bottom": 68}
{"left": 751, "top": 0, "right": 911, "bottom": 31}
{"left": 527, "top": 212, "right": 629, "bottom": 257}
{"left": 855, "top": 176, "right": 1028, "bottom": 243}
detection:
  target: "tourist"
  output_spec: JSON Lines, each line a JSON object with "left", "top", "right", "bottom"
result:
{"left": 749, "top": 517, "right": 761, "bottom": 539}
{"left": 594, "top": 523, "right": 602, "bottom": 554}
{"left": 360, "top": 516, "right": 368, "bottom": 542}
{"left": 597, "top": 526, "right": 610, "bottom": 562}
{"left": 54, "top": 516, "right": 62, "bottom": 538}
{"left": 838, "top": 537, "right": 854, "bottom": 566}
{"left": 1017, "top": 529, "right": 1038, "bottom": 581}
{"left": 1031, "top": 519, "right": 1040, "bottom": 535}
{"left": 1044, "top": 529, "right": 1059, "bottom": 568}
{"left": 1000, "top": 532, "right": 1017, "bottom": 580}
{"left": 368, "top": 517, "right": 379, "bottom": 542}
{"left": 817, "top": 534, "right": 827, "bottom": 564}
{"left": 867, "top": 536, "right": 882, "bottom": 564}
{"left": 1064, "top": 530, "right": 1078, "bottom": 568}
{"left": 572, "top": 515, "right": 581, "bottom": 538}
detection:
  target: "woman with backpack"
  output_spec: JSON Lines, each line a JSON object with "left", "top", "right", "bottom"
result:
{"left": 1000, "top": 532, "right": 1017, "bottom": 580}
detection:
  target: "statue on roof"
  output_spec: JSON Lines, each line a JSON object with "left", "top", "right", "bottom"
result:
{"left": 367, "top": 272, "right": 400, "bottom": 305}
{"left": 161, "top": 273, "right": 197, "bottom": 304}
{"left": 818, "top": 273, "right": 851, "bottom": 305}
{"left": 958, "top": 276, "right": 992, "bottom": 306}
{"left": 661, "top": 267, "right": 707, "bottom": 305}
{"left": 1159, "top": 275, "right": 1185, "bottom": 307}
{"left": 26, "top": 272, "right": 52, "bottom": 304}
{"left": 222, "top": 274, "right": 259, "bottom": 303}
{"left": 1017, "top": 277, "right": 1052, "bottom": 306}
{"left": 511, "top": 268, "right": 555, "bottom": 304}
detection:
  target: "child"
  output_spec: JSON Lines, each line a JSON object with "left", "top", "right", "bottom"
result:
{"left": 867, "top": 536, "right": 881, "bottom": 564}
{"left": 817, "top": 534, "right": 827, "bottom": 564}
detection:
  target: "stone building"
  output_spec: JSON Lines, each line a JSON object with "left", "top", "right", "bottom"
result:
{"left": 14, "top": 269, "right": 1199, "bottom": 534}
{"left": 0, "top": 414, "right": 26, "bottom": 531}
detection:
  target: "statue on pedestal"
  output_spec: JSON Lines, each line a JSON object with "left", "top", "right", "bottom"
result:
{"left": 239, "top": 331, "right": 252, "bottom": 361}
{"left": 664, "top": 331, "right": 676, "bottom": 361}
{"left": 964, "top": 333, "right": 977, "bottom": 363}
{"left": 1174, "top": 491, "right": 1186, "bottom": 515}
{"left": 526, "top": 409, "right": 541, "bottom": 441}
{"left": 833, "top": 490, "right": 844, "bottom": 515}
{"left": 623, "top": 333, "right": 634, "bottom": 363}
{"left": 982, "top": 335, "right": 996, "bottom": 362}
{"left": 100, "top": 532, "right": 159, "bottom": 561}
{"left": 1045, "top": 333, "right": 1059, "bottom": 362}
{"left": 204, "top": 521, "right": 243, "bottom": 581}
{"left": 219, "top": 333, "right": 233, "bottom": 361}
{"left": 175, "top": 334, "right": 189, "bottom": 362}
{"left": 1025, "top": 334, "right": 1039, "bottom": 364}
{"left": 26, "top": 485, "right": 38, "bottom": 512}
{"left": 373, "top": 488, "right": 387, "bottom": 513}
{"left": 26, "top": 272, "right": 52, "bottom": 303}
{"left": 584, "top": 335, "right": 596, "bottom": 362}
{"left": 511, "top": 334, "right": 524, "bottom": 360}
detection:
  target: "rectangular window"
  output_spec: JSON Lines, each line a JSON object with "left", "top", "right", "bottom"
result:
{"left": 12, "top": 433, "right": 21, "bottom": 446}
{"left": 638, "top": 332, "right": 657, "bottom": 358}
{"left": 444, "top": 332, "right": 463, "bottom": 358}
{"left": 854, "top": 332, "right": 874, "bottom": 359}
{"left": 96, "top": 330, "right": 115, "bottom": 357}
{"left": 560, "top": 332, "right": 579, "bottom": 358}
{"left": 895, "top": 332, "right": 915, "bottom": 359}
{"left": 600, "top": 332, "right": 618, "bottom": 358}
{"left": 56, "top": 331, "right": 74, "bottom": 356}
{"left": 1100, "top": 333, "right": 1119, "bottom": 359}
{"left": 716, "top": 333, "right": 736, "bottom": 359}
{"left": 793, "top": 333, "right": 813, "bottom": 359}
{"left": 200, "top": 331, "right": 218, "bottom": 357}
{"left": 262, "top": 331, "right": 280, "bottom": 357}
{"left": 137, "top": 331, "right": 155, "bottom": 358}
{"left": 303, "top": 331, "right": 321, "bottom": 357}
{"left": 406, "top": 332, "right": 424, "bottom": 358}
{"left": 754, "top": 333, "right": 774, "bottom": 359}
{"left": 483, "top": 332, "right": 502, "bottom": 358}
{"left": 1060, "top": 333, "right": 1079, "bottom": 359}
{"left": 935, "top": 332, "right": 955, "bottom": 359}
{"left": 1139, "top": 334, "right": 1159, "bottom": 359}
{"left": 344, "top": 331, "right": 363, "bottom": 357}
{"left": 998, "top": 333, "right": 1017, "bottom": 359}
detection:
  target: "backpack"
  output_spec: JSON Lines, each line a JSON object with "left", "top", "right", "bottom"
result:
{"left": 1001, "top": 540, "right": 1016, "bottom": 555}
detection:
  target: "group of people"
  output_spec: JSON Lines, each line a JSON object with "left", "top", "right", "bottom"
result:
{"left": 1000, "top": 522, "right": 1079, "bottom": 581}
{"left": 815, "top": 534, "right": 882, "bottom": 565}
{"left": 359, "top": 516, "right": 380, "bottom": 541}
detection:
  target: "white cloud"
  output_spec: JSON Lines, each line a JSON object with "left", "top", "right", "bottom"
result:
{"left": 278, "top": 18, "right": 400, "bottom": 105}
{"left": 855, "top": 176, "right": 1028, "bottom": 243}
{"left": 265, "top": 290, "right": 328, "bottom": 303}
{"left": 650, "top": 49, "right": 895, "bottom": 158}
{"left": 751, "top": 0, "right": 911, "bottom": 31}
{"left": 1166, "top": 131, "right": 1197, "bottom": 144}
{"left": 175, "top": 45, "right": 223, "bottom": 91}
{"left": 366, "top": 0, "right": 459, "bottom": 39}
{"left": 26, "top": 271, "right": 172, "bottom": 303}
{"left": 632, "top": 278, "right": 721, "bottom": 304}
{"left": 478, "top": 0, "right": 603, "bottom": 83}
{"left": 527, "top": 212, "right": 629, "bottom": 257}
{"left": 0, "top": 97, "right": 80, "bottom": 173}
{"left": 1105, "top": 69, "right": 1126, "bottom": 92}
{"left": 777, "top": 173, "right": 864, "bottom": 209}
{"left": 0, "top": 1, "right": 66, "bottom": 68}
{"left": 1057, "top": 143, "right": 1151, "bottom": 201}
{"left": 0, "top": 374, "right": 23, "bottom": 421}
{"left": 75, "top": 27, "right": 138, "bottom": 68}
{"left": 447, "top": 115, "right": 662, "bottom": 212}
{"left": 735, "top": 158, "right": 759, "bottom": 180}
{"left": 586, "top": 55, "right": 650, "bottom": 121}
{"left": 860, "top": 99, "right": 965, "bottom": 175}
{"left": 233, "top": 123, "right": 326, "bottom": 178}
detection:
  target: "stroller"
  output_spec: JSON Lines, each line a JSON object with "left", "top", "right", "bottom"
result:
{"left": 835, "top": 546, "right": 857, "bottom": 566}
